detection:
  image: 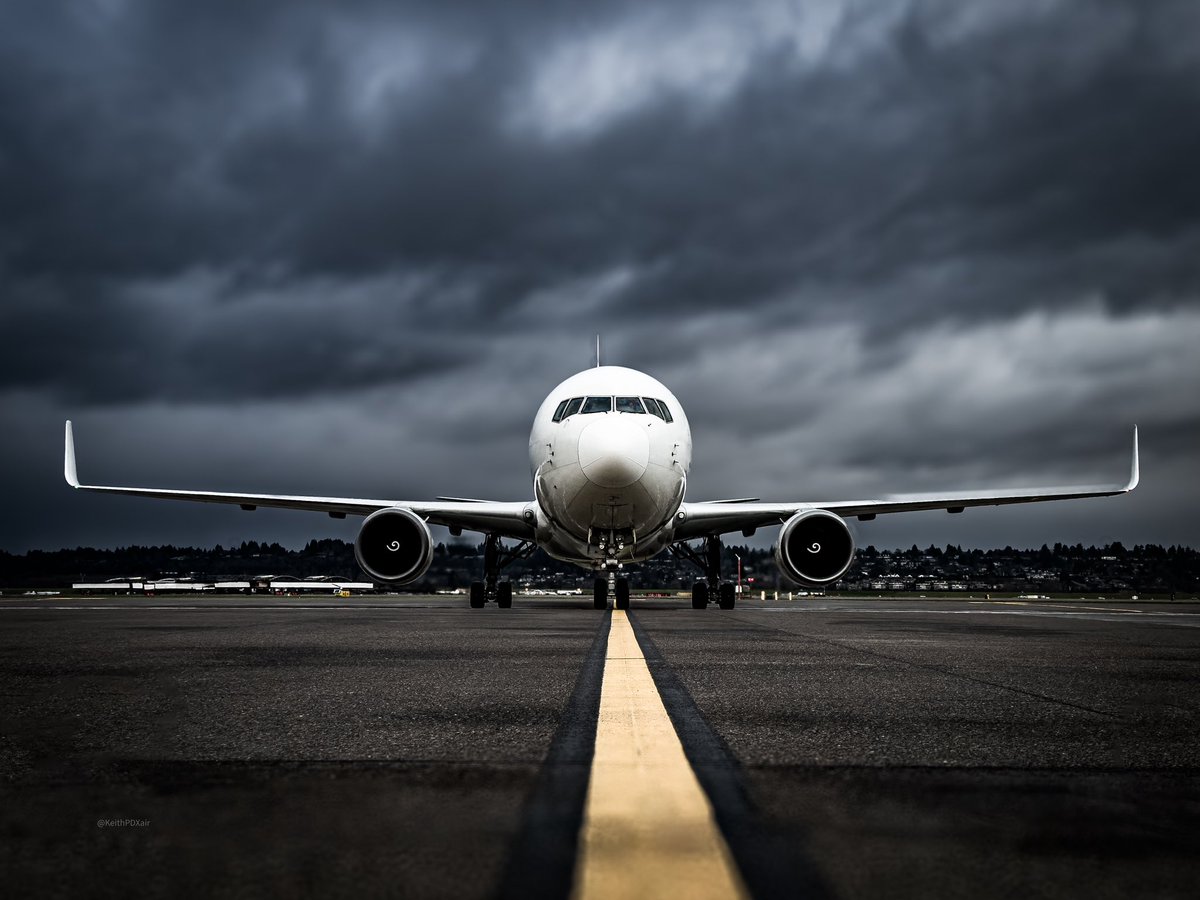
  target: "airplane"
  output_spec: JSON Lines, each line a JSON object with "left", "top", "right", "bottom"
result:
{"left": 63, "top": 364, "right": 1139, "bottom": 611}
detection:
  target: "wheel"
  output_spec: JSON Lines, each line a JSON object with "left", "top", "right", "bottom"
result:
{"left": 593, "top": 577, "right": 608, "bottom": 610}
{"left": 691, "top": 581, "right": 709, "bottom": 609}
{"left": 718, "top": 582, "right": 736, "bottom": 610}
{"left": 615, "top": 578, "right": 630, "bottom": 610}
{"left": 469, "top": 582, "right": 486, "bottom": 608}
{"left": 497, "top": 582, "right": 513, "bottom": 609}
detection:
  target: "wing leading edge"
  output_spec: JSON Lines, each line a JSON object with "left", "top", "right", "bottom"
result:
{"left": 675, "top": 427, "right": 1139, "bottom": 541}
{"left": 64, "top": 421, "right": 535, "bottom": 540}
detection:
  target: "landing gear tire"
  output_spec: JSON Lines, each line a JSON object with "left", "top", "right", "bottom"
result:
{"left": 469, "top": 582, "right": 486, "bottom": 608}
{"left": 615, "top": 578, "right": 630, "bottom": 611}
{"left": 691, "top": 581, "right": 709, "bottom": 609}
{"left": 593, "top": 578, "right": 608, "bottom": 610}
{"left": 497, "top": 582, "right": 513, "bottom": 609}
{"left": 718, "top": 582, "right": 736, "bottom": 610}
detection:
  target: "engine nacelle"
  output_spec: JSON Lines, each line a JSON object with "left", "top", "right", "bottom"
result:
{"left": 354, "top": 507, "right": 434, "bottom": 584}
{"left": 774, "top": 509, "right": 855, "bottom": 586}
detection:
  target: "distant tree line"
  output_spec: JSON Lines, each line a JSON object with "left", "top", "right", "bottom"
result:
{"left": 846, "top": 542, "right": 1198, "bottom": 594}
{"left": 1, "top": 539, "right": 1196, "bottom": 593}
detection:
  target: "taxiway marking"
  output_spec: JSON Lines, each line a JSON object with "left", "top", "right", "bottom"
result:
{"left": 572, "top": 610, "right": 748, "bottom": 900}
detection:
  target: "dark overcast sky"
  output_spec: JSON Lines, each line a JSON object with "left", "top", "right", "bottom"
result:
{"left": 2, "top": 0, "right": 1197, "bottom": 553}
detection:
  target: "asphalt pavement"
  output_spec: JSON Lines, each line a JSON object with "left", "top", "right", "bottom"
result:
{"left": 1, "top": 594, "right": 1197, "bottom": 898}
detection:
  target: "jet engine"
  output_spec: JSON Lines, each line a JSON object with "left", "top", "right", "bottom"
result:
{"left": 354, "top": 507, "right": 434, "bottom": 584}
{"left": 774, "top": 509, "right": 855, "bottom": 586}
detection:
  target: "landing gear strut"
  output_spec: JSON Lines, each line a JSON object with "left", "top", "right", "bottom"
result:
{"left": 671, "top": 536, "right": 736, "bottom": 610}
{"left": 469, "top": 535, "right": 534, "bottom": 609}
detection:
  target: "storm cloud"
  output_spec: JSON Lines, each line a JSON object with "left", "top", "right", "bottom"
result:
{"left": 2, "top": 0, "right": 1197, "bottom": 551}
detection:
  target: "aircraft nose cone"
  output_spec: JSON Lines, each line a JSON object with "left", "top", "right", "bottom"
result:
{"left": 578, "top": 419, "right": 650, "bottom": 488}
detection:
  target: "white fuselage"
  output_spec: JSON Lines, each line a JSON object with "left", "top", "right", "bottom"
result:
{"left": 527, "top": 366, "right": 692, "bottom": 568}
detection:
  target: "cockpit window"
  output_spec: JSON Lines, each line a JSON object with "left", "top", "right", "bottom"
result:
{"left": 615, "top": 396, "right": 645, "bottom": 414}
{"left": 642, "top": 398, "right": 673, "bottom": 422}
{"left": 643, "top": 397, "right": 672, "bottom": 422}
{"left": 562, "top": 397, "right": 584, "bottom": 418}
{"left": 551, "top": 399, "right": 570, "bottom": 422}
{"left": 581, "top": 396, "right": 613, "bottom": 414}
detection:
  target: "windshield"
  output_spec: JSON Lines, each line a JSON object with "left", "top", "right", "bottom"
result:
{"left": 615, "top": 397, "right": 645, "bottom": 413}
{"left": 643, "top": 398, "right": 673, "bottom": 422}
{"left": 581, "top": 396, "right": 613, "bottom": 414}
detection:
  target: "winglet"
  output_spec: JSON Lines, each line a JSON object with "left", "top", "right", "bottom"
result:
{"left": 1126, "top": 425, "right": 1139, "bottom": 492}
{"left": 64, "top": 420, "right": 80, "bottom": 487}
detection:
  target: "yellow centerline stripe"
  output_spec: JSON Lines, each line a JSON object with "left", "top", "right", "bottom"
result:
{"left": 572, "top": 611, "right": 749, "bottom": 900}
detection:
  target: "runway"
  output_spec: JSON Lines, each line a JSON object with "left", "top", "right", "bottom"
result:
{"left": 2, "top": 595, "right": 1198, "bottom": 898}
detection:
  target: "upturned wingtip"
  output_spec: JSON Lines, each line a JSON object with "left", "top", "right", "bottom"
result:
{"left": 64, "top": 420, "right": 80, "bottom": 488}
{"left": 1127, "top": 425, "right": 1139, "bottom": 492}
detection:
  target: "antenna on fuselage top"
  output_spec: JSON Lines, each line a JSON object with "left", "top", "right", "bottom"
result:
{"left": 596, "top": 334, "right": 601, "bottom": 368}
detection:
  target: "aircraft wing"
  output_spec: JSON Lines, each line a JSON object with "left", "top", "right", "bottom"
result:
{"left": 674, "top": 427, "right": 1139, "bottom": 542}
{"left": 64, "top": 421, "right": 535, "bottom": 540}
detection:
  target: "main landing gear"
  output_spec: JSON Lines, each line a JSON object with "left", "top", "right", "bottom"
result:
{"left": 469, "top": 535, "right": 534, "bottom": 609}
{"left": 671, "top": 536, "right": 736, "bottom": 610}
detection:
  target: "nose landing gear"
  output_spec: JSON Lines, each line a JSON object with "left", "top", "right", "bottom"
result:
{"left": 615, "top": 577, "right": 630, "bottom": 610}
{"left": 592, "top": 562, "right": 631, "bottom": 610}
{"left": 591, "top": 529, "right": 634, "bottom": 610}
{"left": 592, "top": 569, "right": 630, "bottom": 610}
{"left": 592, "top": 578, "right": 608, "bottom": 610}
